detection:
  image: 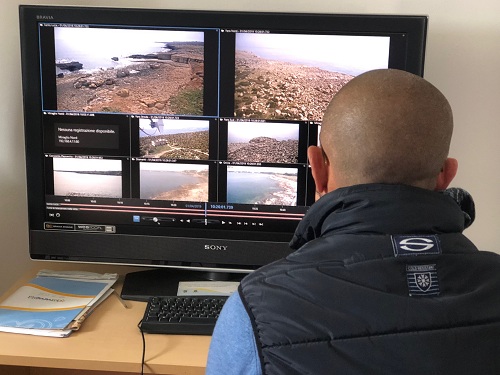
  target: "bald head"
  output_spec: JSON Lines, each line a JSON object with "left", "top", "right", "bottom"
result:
{"left": 320, "top": 69, "right": 454, "bottom": 189}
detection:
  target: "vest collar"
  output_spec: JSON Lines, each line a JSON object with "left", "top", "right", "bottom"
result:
{"left": 290, "top": 184, "right": 474, "bottom": 250}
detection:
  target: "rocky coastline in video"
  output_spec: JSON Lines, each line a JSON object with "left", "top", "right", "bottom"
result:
{"left": 234, "top": 50, "right": 353, "bottom": 121}
{"left": 228, "top": 136, "right": 298, "bottom": 164}
{"left": 56, "top": 42, "right": 204, "bottom": 115}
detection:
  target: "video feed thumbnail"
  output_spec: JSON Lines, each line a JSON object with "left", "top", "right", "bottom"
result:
{"left": 52, "top": 157, "right": 122, "bottom": 198}
{"left": 227, "top": 165, "right": 298, "bottom": 206}
{"left": 139, "top": 119, "right": 209, "bottom": 160}
{"left": 227, "top": 121, "right": 299, "bottom": 164}
{"left": 234, "top": 33, "right": 390, "bottom": 121}
{"left": 54, "top": 27, "right": 204, "bottom": 115}
{"left": 139, "top": 162, "right": 208, "bottom": 202}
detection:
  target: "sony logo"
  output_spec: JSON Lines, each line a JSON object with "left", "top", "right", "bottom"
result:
{"left": 204, "top": 245, "right": 228, "bottom": 251}
{"left": 36, "top": 15, "right": 54, "bottom": 20}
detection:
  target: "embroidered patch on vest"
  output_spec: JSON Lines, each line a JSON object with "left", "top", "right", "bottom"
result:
{"left": 406, "top": 264, "right": 440, "bottom": 296}
{"left": 392, "top": 235, "right": 441, "bottom": 257}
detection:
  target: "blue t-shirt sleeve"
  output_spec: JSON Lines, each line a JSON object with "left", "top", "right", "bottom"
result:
{"left": 206, "top": 292, "right": 261, "bottom": 375}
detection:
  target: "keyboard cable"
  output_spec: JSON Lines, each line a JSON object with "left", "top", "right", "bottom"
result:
{"left": 138, "top": 320, "right": 146, "bottom": 375}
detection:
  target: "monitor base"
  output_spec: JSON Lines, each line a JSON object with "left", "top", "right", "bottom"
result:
{"left": 120, "top": 268, "right": 245, "bottom": 301}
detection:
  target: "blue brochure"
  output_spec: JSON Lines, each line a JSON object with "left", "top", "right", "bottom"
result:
{"left": 0, "top": 270, "right": 117, "bottom": 335}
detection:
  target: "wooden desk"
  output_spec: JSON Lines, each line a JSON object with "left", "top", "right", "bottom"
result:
{"left": 0, "top": 263, "right": 211, "bottom": 375}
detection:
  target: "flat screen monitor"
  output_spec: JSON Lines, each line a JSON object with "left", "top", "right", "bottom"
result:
{"left": 19, "top": 5, "right": 427, "bottom": 300}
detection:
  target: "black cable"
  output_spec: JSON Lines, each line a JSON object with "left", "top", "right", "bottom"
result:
{"left": 138, "top": 320, "right": 146, "bottom": 375}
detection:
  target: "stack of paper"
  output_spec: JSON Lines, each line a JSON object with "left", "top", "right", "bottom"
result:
{"left": 0, "top": 269, "right": 118, "bottom": 337}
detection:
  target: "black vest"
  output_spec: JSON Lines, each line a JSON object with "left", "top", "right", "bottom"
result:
{"left": 239, "top": 185, "right": 500, "bottom": 375}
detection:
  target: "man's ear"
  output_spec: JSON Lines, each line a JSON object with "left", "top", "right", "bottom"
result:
{"left": 435, "top": 157, "right": 458, "bottom": 191}
{"left": 307, "top": 146, "right": 329, "bottom": 196}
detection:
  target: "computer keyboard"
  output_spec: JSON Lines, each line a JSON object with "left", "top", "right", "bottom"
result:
{"left": 139, "top": 295, "right": 228, "bottom": 335}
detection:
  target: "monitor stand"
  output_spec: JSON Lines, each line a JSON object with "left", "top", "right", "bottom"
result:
{"left": 120, "top": 268, "right": 245, "bottom": 301}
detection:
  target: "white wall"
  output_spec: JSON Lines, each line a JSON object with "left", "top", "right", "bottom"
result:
{"left": 1, "top": 0, "right": 499, "bottom": 294}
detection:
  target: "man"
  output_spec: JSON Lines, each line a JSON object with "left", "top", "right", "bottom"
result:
{"left": 206, "top": 69, "right": 500, "bottom": 374}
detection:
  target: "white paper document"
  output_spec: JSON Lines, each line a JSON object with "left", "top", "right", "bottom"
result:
{"left": 177, "top": 281, "right": 239, "bottom": 296}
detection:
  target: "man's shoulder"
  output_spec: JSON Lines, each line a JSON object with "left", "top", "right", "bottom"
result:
{"left": 242, "top": 233, "right": 395, "bottom": 285}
